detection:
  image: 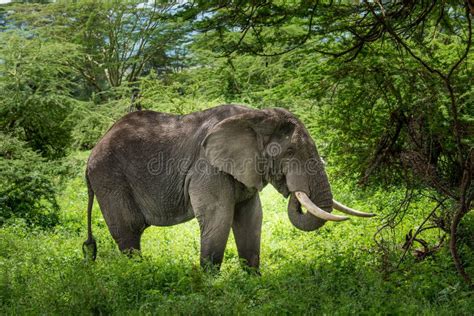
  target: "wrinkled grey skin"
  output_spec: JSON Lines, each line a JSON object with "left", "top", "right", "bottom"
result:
{"left": 84, "top": 104, "right": 333, "bottom": 271}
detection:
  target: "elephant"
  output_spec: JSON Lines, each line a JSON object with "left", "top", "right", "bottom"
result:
{"left": 83, "top": 104, "right": 374, "bottom": 271}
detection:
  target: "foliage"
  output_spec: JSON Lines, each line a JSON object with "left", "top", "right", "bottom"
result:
{"left": 0, "top": 133, "right": 59, "bottom": 228}
{"left": 8, "top": 1, "right": 190, "bottom": 97}
{"left": 189, "top": 0, "right": 473, "bottom": 193}
{"left": 0, "top": 31, "right": 80, "bottom": 158}
{"left": 69, "top": 90, "right": 132, "bottom": 150}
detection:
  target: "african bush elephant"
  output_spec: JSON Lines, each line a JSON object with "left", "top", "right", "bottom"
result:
{"left": 83, "top": 104, "right": 374, "bottom": 271}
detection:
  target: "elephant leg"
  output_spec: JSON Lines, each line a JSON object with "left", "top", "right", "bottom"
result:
{"left": 95, "top": 186, "right": 147, "bottom": 254}
{"left": 196, "top": 209, "right": 234, "bottom": 271}
{"left": 188, "top": 174, "right": 235, "bottom": 271}
{"left": 233, "top": 194, "right": 262, "bottom": 272}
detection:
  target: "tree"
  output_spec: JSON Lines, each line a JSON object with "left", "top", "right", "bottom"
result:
{"left": 0, "top": 31, "right": 81, "bottom": 158}
{"left": 187, "top": 0, "right": 473, "bottom": 284}
{"left": 9, "top": 1, "right": 190, "bottom": 101}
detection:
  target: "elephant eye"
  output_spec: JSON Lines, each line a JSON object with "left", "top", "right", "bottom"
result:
{"left": 287, "top": 148, "right": 295, "bottom": 156}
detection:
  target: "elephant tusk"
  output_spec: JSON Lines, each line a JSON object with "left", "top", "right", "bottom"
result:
{"left": 295, "top": 192, "right": 349, "bottom": 222}
{"left": 333, "top": 200, "right": 376, "bottom": 217}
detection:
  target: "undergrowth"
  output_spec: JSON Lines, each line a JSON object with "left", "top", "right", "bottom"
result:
{"left": 0, "top": 151, "right": 473, "bottom": 315}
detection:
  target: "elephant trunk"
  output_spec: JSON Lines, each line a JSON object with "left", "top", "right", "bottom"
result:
{"left": 287, "top": 172, "right": 335, "bottom": 231}
{"left": 288, "top": 193, "right": 328, "bottom": 231}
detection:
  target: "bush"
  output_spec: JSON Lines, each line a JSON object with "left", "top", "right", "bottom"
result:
{"left": 70, "top": 101, "right": 125, "bottom": 150}
{"left": 0, "top": 32, "right": 80, "bottom": 159}
{"left": 0, "top": 133, "right": 59, "bottom": 228}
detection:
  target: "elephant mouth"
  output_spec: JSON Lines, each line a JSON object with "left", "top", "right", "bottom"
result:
{"left": 289, "top": 192, "right": 303, "bottom": 214}
{"left": 269, "top": 174, "right": 290, "bottom": 197}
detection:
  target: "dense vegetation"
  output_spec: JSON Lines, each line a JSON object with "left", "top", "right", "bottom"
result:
{"left": 1, "top": 1, "right": 473, "bottom": 314}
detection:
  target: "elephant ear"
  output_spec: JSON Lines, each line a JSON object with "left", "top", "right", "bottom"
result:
{"left": 203, "top": 111, "right": 276, "bottom": 190}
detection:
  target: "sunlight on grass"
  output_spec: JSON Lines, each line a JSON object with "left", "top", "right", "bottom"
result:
{"left": 1, "top": 159, "right": 473, "bottom": 314}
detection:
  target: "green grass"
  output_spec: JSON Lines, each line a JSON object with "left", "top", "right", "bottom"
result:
{"left": 1, "top": 152, "right": 473, "bottom": 315}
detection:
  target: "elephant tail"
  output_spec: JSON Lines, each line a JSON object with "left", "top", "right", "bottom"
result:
{"left": 82, "top": 172, "right": 97, "bottom": 260}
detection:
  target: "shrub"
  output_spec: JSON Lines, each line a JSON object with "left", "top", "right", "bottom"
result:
{"left": 0, "top": 32, "right": 80, "bottom": 159}
{"left": 0, "top": 133, "right": 59, "bottom": 228}
{"left": 70, "top": 101, "right": 124, "bottom": 150}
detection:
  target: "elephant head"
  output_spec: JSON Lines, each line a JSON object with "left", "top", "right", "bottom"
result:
{"left": 203, "top": 107, "right": 374, "bottom": 231}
